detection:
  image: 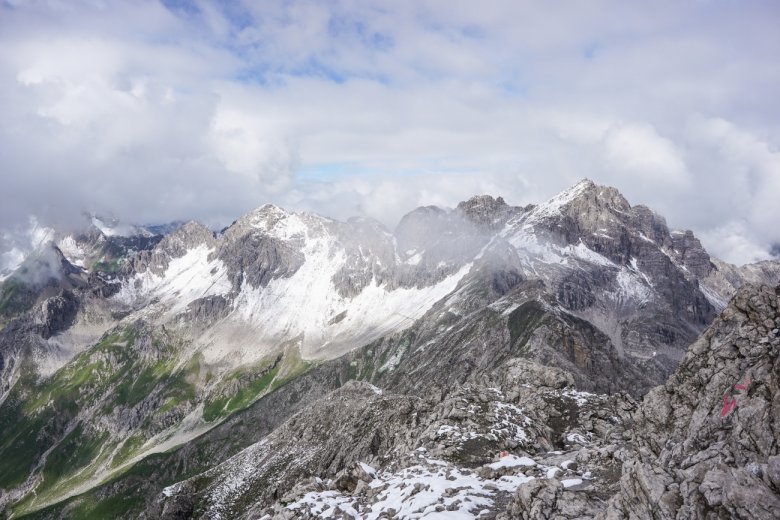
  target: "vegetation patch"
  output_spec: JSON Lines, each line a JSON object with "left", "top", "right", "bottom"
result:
{"left": 203, "top": 348, "right": 312, "bottom": 422}
{"left": 507, "top": 300, "right": 549, "bottom": 352}
{"left": 39, "top": 424, "right": 109, "bottom": 493}
{"left": 0, "top": 395, "right": 59, "bottom": 489}
{"left": 3, "top": 328, "right": 320, "bottom": 516}
{"left": 0, "top": 324, "right": 207, "bottom": 516}
{"left": 91, "top": 257, "right": 122, "bottom": 274}
{"left": 0, "top": 277, "right": 37, "bottom": 319}
{"left": 63, "top": 491, "right": 144, "bottom": 520}
{"left": 111, "top": 433, "right": 147, "bottom": 469}
{"left": 203, "top": 364, "right": 280, "bottom": 422}
{"left": 158, "top": 357, "right": 199, "bottom": 413}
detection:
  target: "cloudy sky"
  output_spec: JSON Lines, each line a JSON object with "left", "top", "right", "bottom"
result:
{"left": 0, "top": 0, "right": 778, "bottom": 264}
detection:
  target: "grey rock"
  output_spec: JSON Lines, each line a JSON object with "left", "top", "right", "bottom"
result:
{"left": 498, "top": 478, "right": 604, "bottom": 520}
{"left": 5, "top": 180, "right": 780, "bottom": 519}
{"left": 125, "top": 220, "right": 214, "bottom": 277}
{"left": 601, "top": 283, "right": 780, "bottom": 520}
{"left": 456, "top": 194, "right": 515, "bottom": 230}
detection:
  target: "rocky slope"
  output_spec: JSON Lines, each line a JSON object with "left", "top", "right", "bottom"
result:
{"left": 122, "top": 282, "right": 778, "bottom": 519}
{"left": 151, "top": 380, "right": 630, "bottom": 519}
{"left": 600, "top": 283, "right": 780, "bottom": 519}
{"left": 110, "top": 282, "right": 774, "bottom": 520}
{"left": 1, "top": 180, "right": 779, "bottom": 518}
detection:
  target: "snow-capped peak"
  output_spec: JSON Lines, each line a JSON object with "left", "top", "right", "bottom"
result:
{"left": 525, "top": 179, "right": 595, "bottom": 223}
{"left": 228, "top": 204, "right": 315, "bottom": 243}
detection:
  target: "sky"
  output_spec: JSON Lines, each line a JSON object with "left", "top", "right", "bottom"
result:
{"left": 0, "top": 0, "right": 779, "bottom": 265}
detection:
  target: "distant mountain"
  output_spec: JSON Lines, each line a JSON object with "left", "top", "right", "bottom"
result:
{"left": 1, "top": 180, "right": 779, "bottom": 518}
{"left": 142, "top": 221, "right": 187, "bottom": 237}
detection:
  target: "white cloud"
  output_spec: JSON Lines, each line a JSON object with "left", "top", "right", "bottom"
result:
{"left": 602, "top": 123, "right": 689, "bottom": 186}
{"left": 698, "top": 221, "right": 773, "bottom": 266}
{"left": 688, "top": 118, "right": 780, "bottom": 235}
{"left": 0, "top": 0, "right": 778, "bottom": 264}
{"left": 208, "top": 105, "right": 298, "bottom": 187}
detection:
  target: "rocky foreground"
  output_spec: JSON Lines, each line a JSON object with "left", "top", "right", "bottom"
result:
{"left": 147, "top": 283, "right": 780, "bottom": 519}
{"left": 601, "top": 283, "right": 780, "bottom": 519}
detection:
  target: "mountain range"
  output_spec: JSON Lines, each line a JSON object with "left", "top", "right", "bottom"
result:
{"left": 1, "top": 179, "right": 779, "bottom": 519}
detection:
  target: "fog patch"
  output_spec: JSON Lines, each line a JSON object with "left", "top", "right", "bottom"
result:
{"left": 0, "top": 218, "right": 56, "bottom": 282}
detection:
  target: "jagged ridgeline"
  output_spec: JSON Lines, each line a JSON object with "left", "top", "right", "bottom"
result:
{"left": 0, "top": 180, "right": 779, "bottom": 519}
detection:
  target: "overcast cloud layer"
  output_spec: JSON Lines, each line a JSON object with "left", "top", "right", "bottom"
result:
{"left": 0, "top": 0, "right": 779, "bottom": 264}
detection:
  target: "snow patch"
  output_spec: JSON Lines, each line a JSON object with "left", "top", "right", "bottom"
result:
{"left": 91, "top": 216, "right": 140, "bottom": 237}
{"left": 56, "top": 236, "right": 87, "bottom": 267}
{"left": 114, "top": 245, "right": 231, "bottom": 316}
{"left": 289, "top": 460, "right": 535, "bottom": 520}
{"left": 613, "top": 268, "right": 653, "bottom": 303}
{"left": 560, "top": 460, "right": 576, "bottom": 470}
{"left": 566, "top": 433, "right": 589, "bottom": 445}
{"left": 568, "top": 241, "right": 614, "bottom": 267}
{"left": 209, "top": 225, "right": 473, "bottom": 363}
{"left": 359, "top": 462, "right": 378, "bottom": 478}
{"left": 406, "top": 252, "right": 423, "bottom": 265}
{"left": 561, "top": 389, "right": 597, "bottom": 406}
{"left": 526, "top": 180, "right": 592, "bottom": 223}
{"left": 487, "top": 454, "right": 536, "bottom": 470}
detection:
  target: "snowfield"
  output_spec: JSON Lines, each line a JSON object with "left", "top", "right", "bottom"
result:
{"left": 114, "top": 244, "right": 232, "bottom": 318}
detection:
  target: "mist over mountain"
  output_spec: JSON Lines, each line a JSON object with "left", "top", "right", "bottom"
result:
{"left": 2, "top": 1, "right": 779, "bottom": 517}
{"left": 1, "top": 180, "right": 779, "bottom": 519}
{"left": 2, "top": 1, "right": 780, "bottom": 266}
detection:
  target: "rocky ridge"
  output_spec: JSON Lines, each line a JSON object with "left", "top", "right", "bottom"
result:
{"left": 1, "top": 180, "right": 780, "bottom": 518}
{"left": 149, "top": 283, "right": 780, "bottom": 519}
{"left": 600, "top": 283, "right": 780, "bottom": 519}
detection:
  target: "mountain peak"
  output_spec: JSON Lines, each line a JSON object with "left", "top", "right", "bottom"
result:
{"left": 529, "top": 179, "right": 629, "bottom": 223}
{"left": 172, "top": 220, "right": 214, "bottom": 240}
{"left": 221, "top": 203, "right": 314, "bottom": 245}
{"left": 87, "top": 213, "right": 151, "bottom": 238}
{"left": 256, "top": 202, "right": 287, "bottom": 214}
{"left": 548, "top": 178, "right": 598, "bottom": 203}
{"left": 457, "top": 194, "right": 508, "bottom": 211}
{"left": 156, "top": 220, "right": 216, "bottom": 257}
{"left": 551, "top": 178, "right": 605, "bottom": 205}
{"left": 232, "top": 203, "right": 292, "bottom": 228}
{"left": 456, "top": 194, "right": 511, "bottom": 229}
{"left": 570, "top": 177, "right": 596, "bottom": 191}
{"left": 238, "top": 203, "right": 291, "bottom": 224}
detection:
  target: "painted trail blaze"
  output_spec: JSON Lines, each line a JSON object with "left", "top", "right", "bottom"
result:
{"left": 720, "top": 378, "right": 750, "bottom": 418}
{"left": 720, "top": 395, "right": 737, "bottom": 418}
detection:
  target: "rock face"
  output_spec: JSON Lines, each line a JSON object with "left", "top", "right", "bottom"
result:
{"left": 701, "top": 258, "right": 780, "bottom": 310}
{"left": 150, "top": 377, "right": 636, "bottom": 519}
{"left": 2, "top": 180, "right": 780, "bottom": 518}
{"left": 83, "top": 284, "right": 780, "bottom": 519}
{"left": 126, "top": 221, "right": 216, "bottom": 277}
{"left": 602, "top": 283, "right": 780, "bottom": 519}
{"left": 501, "top": 478, "right": 605, "bottom": 520}
{"left": 456, "top": 194, "right": 513, "bottom": 229}
{"left": 148, "top": 290, "right": 780, "bottom": 518}
{"left": 517, "top": 179, "right": 718, "bottom": 364}
{"left": 33, "top": 290, "right": 79, "bottom": 339}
